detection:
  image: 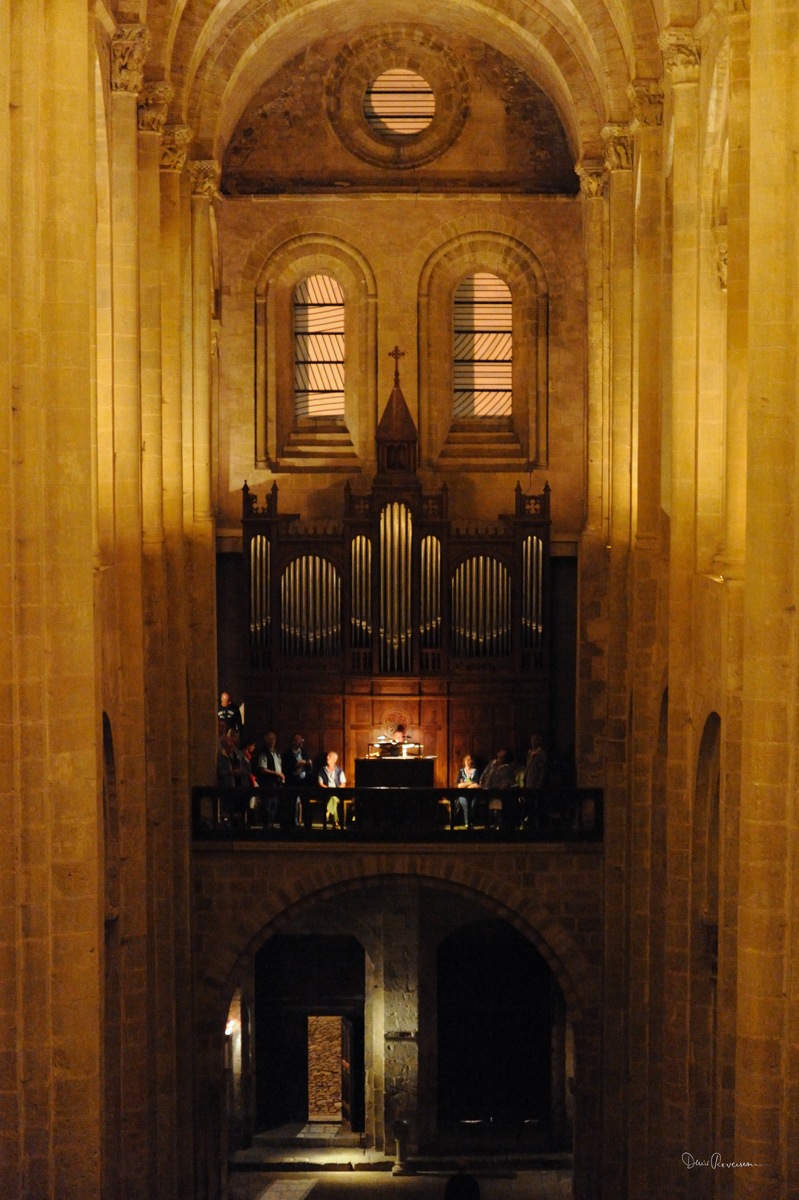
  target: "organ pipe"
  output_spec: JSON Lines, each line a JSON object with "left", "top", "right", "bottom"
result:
{"left": 351, "top": 536, "right": 372, "bottom": 647}
{"left": 379, "top": 502, "right": 412, "bottom": 671}
{"left": 450, "top": 554, "right": 511, "bottom": 657}
{"left": 281, "top": 555, "right": 341, "bottom": 656}
{"left": 250, "top": 535, "right": 270, "bottom": 666}
{"left": 420, "top": 535, "right": 441, "bottom": 648}
{"left": 522, "top": 534, "right": 543, "bottom": 649}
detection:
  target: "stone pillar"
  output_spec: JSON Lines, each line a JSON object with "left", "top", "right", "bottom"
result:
{"left": 2, "top": 0, "right": 101, "bottom": 1194}
{"left": 187, "top": 160, "right": 219, "bottom": 785}
{"left": 574, "top": 160, "right": 608, "bottom": 1199}
{"left": 737, "top": 0, "right": 798, "bottom": 1194}
{"left": 659, "top": 26, "right": 701, "bottom": 1197}
{"left": 599, "top": 121, "right": 635, "bottom": 1200}
{"left": 716, "top": 6, "right": 749, "bottom": 1192}
{"left": 575, "top": 160, "right": 609, "bottom": 791}
{"left": 160, "top": 122, "right": 195, "bottom": 1200}
{"left": 138, "top": 82, "right": 179, "bottom": 1200}
{"left": 109, "top": 23, "right": 152, "bottom": 1194}
{"left": 626, "top": 78, "right": 666, "bottom": 1200}
{"left": 380, "top": 886, "right": 421, "bottom": 1159}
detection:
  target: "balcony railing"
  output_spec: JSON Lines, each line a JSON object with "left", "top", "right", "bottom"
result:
{"left": 192, "top": 786, "right": 603, "bottom": 843}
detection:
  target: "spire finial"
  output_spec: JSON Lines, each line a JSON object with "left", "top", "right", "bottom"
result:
{"left": 388, "top": 345, "right": 405, "bottom": 386}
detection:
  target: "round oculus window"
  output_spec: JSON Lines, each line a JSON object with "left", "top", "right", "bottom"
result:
{"left": 325, "top": 27, "right": 470, "bottom": 170}
{"left": 363, "top": 69, "right": 435, "bottom": 137}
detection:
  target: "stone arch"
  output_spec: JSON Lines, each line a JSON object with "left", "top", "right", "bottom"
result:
{"left": 192, "top": 858, "right": 602, "bottom": 1195}
{"left": 167, "top": 0, "right": 627, "bottom": 162}
{"left": 246, "top": 230, "right": 378, "bottom": 467}
{"left": 201, "top": 862, "right": 598, "bottom": 1022}
{"left": 417, "top": 227, "right": 555, "bottom": 467}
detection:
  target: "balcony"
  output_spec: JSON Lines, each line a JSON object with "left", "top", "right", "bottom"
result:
{"left": 192, "top": 786, "right": 603, "bottom": 844}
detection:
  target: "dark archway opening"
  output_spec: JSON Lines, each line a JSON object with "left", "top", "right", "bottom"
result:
{"left": 437, "top": 918, "right": 564, "bottom": 1150}
{"left": 254, "top": 934, "right": 365, "bottom": 1132}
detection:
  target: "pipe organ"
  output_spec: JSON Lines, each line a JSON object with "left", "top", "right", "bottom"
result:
{"left": 280, "top": 555, "right": 341, "bottom": 657}
{"left": 451, "top": 556, "right": 512, "bottom": 659}
{"left": 237, "top": 477, "right": 551, "bottom": 780}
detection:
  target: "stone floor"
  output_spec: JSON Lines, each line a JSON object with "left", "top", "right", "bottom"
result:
{"left": 228, "top": 1171, "right": 573, "bottom": 1200}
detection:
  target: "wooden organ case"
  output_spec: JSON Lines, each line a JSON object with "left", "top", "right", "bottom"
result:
{"left": 234, "top": 372, "right": 552, "bottom": 783}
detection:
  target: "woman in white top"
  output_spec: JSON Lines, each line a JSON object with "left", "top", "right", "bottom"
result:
{"left": 318, "top": 750, "right": 347, "bottom": 829}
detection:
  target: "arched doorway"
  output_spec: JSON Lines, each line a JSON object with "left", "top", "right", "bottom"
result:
{"left": 219, "top": 876, "right": 584, "bottom": 1169}
{"left": 437, "top": 917, "right": 567, "bottom": 1150}
{"left": 254, "top": 934, "right": 365, "bottom": 1132}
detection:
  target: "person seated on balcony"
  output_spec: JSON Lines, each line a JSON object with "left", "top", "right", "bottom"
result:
{"left": 522, "top": 734, "right": 549, "bottom": 829}
{"left": 480, "top": 749, "right": 515, "bottom": 829}
{"left": 318, "top": 750, "right": 347, "bottom": 829}
{"left": 455, "top": 754, "right": 480, "bottom": 827}
{"left": 217, "top": 692, "right": 242, "bottom": 736}
{"left": 256, "top": 732, "right": 284, "bottom": 828}
{"left": 284, "top": 733, "right": 312, "bottom": 826}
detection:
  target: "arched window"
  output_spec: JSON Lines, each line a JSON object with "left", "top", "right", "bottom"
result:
{"left": 294, "top": 275, "right": 345, "bottom": 418}
{"left": 453, "top": 273, "right": 512, "bottom": 418}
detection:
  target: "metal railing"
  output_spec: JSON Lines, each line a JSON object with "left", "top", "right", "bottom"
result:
{"left": 192, "top": 786, "right": 603, "bottom": 843}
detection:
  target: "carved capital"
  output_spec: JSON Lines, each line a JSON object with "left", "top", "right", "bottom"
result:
{"left": 601, "top": 124, "right": 633, "bottom": 171}
{"left": 138, "top": 82, "right": 173, "bottom": 133}
{"left": 160, "top": 125, "right": 193, "bottom": 172}
{"left": 110, "top": 24, "right": 151, "bottom": 93}
{"left": 188, "top": 159, "right": 221, "bottom": 199}
{"left": 628, "top": 79, "right": 664, "bottom": 127}
{"left": 575, "top": 161, "right": 606, "bottom": 198}
{"left": 659, "top": 27, "right": 701, "bottom": 84}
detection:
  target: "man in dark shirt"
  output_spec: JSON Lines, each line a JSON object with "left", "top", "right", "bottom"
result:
{"left": 217, "top": 692, "right": 242, "bottom": 735}
{"left": 523, "top": 734, "right": 549, "bottom": 828}
{"left": 283, "top": 733, "right": 312, "bottom": 826}
{"left": 256, "top": 732, "right": 283, "bottom": 827}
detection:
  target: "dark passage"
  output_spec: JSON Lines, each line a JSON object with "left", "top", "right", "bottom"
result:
{"left": 437, "top": 919, "right": 554, "bottom": 1139}
{"left": 255, "top": 935, "right": 365, "bottom": 1131}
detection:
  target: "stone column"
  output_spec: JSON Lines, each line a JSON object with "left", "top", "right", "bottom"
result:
{"left": 626, "top": 79, "right": 666, "bottom": 1200}
{"left": 659, "top": 26, "right": 701, "bottom": 1197}
{"left": 109, "top": 23, "right": 152, "bottom": 1193}
{"left": 2, "top": 0, "right": 101, "bottom": 1194}
{"left": 160, "top": 122, "right": 195, "bottom": 1200}
{"left": 573, "top": 159, "right": 608, "bottom": 1198}
{"left": 599, "top": 121, "right": 635, "bottom": 1200}
{"left": 737, "top": 0, "right": 798, "bottom": 1194}
{"left": 380, "top": 886, "right": 421, "bottom": 1161}
{"left": 715, "top": 6, "right": 749, "bottom": 1192}
{"left": 187, "top": 160, "right": 219, "bottom": 786}
{"left": 575, "top": 161, "right": 609, "bottom": 791}
{"left": 138, "top": 82, "right": 179, "bottom": 1200}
